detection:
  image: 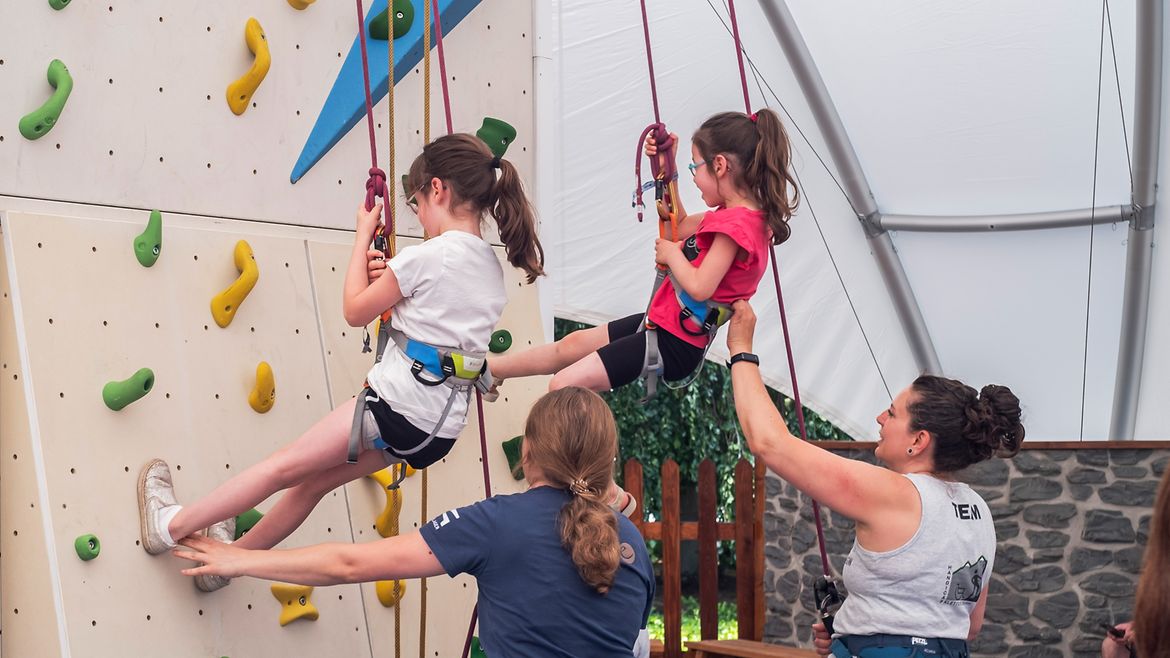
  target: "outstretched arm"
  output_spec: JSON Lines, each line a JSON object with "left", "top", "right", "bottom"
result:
{"left": 726, "top": 300, "right": 916, "bottom": 529}
{"left": 174, "top": 531, "right": 444, "bottom": 586}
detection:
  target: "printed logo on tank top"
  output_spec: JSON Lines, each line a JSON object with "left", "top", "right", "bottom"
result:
{"left": 951, "top": 502, "right": 982, "bottom": 520}
{"left": 939, "top": 555, "right": 987, "bottom": 604}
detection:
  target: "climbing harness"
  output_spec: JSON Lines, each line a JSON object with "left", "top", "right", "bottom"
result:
{"left": 631, "top": 0, "right": 733, "bottom": 403}
{"left": 721, "top": 0, "right": 842, "bottom": 632}
{"left": 347, "top": 327, "right": 493, "bottom": 465}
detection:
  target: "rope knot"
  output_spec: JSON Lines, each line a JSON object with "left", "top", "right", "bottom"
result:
{"left": 365, "top": 167, "right": 388, "bottom": 210}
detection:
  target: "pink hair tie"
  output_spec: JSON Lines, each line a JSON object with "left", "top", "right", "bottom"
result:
{"left": 749, "top": 112, "right": 758, "bottom": 123}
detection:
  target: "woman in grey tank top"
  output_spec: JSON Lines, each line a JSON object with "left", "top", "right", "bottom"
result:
{"left": 724, "top": 301, "right": 1024, "bottom": 658}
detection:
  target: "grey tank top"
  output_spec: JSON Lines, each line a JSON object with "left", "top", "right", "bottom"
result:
{"left": 832, "top": 473, "right": 995, "bottom": 640}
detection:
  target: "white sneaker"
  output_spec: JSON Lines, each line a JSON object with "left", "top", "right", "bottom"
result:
{"left": 194, "top": 516, "right": 236, "bottom": 593}
{"left": 137, "top": 459, "right": 179, "bottom": 555}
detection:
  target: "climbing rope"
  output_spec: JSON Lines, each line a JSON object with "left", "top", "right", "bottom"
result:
{"left": 723, "top": 0, "right": 840, "bottom": 629}
{"left": 355, "top": 0, "right": 388, "bottom": 213}
{"left": 632, "top": 0, "right": 679, "bottom": 240}
{"left": 417, "top": 4, "right": 432, "bottom": 655}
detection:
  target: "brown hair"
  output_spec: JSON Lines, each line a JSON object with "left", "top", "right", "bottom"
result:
{"left": 691, "top": 108, "right": 799, "bottom": 245}
{"left": 1135, "top": 465, "right": 1170, "bottom": 657}
{"left": 406, "top": 133, "right": 545, "bottom": 283}
{"left": 522, "top": 387, "right": 621, "bottom": 594}
{"left": 908, "top": 375, "right": 1024, "bottom": 473}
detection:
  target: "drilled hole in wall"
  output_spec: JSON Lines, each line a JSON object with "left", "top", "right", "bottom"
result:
{"left": 207, "top": 26, "right": 212, "bottom": 32}
{"left": 214, "top": 393, "right": 219, "bottom": 399}
{"left": 70, "top": 467, "right": 75, "bottom": 474}
{"left": 102, "top": 320, "right": 108, "bottom": 326}
{"left": 296, "top": 44, "right": 300, "bottom": 49}
{"left": 158, "top": 87, "right": 164, "bottom": 93}
{"left": 154, "top": 322, "right": 160, "bottom": 329}
{"left": 55, "top": 143, "right": 61, "bottom": 150}
{"left": 108, "top": 78, "right": 114, "bottom": 84}
{"left": 92, "top": 246, "right": 97, "bottom": 252}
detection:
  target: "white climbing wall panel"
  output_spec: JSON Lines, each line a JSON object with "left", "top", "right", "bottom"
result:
{"left": 0, "top": 201, "right": 541, "bottom": 657}
{"left": 0, "top": 1, "right": 535, "bottom": 239}
{"left": 1, "top": 0, "right": 539, "bottom": 654}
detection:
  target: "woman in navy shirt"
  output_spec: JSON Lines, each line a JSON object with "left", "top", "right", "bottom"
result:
{"left": 175, "top": 387, "right": 654, "bottom": 657}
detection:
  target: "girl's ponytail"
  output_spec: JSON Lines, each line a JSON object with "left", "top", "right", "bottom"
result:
{"left": 491, "top": 159, "right": 545, "bottom": 284}
{"left": 692, "top": 109, "right": 799, "bottom": 245}
{"left": 746, "top": 108, "right": 799, "bottom": 245}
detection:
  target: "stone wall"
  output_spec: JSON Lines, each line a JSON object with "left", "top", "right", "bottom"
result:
{"left": 762, "top": 443, "right": 1169, "bottom": 657}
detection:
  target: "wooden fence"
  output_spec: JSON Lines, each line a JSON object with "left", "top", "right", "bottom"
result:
{"left": 623, "top": 457, "right": 766, "bottom": 658}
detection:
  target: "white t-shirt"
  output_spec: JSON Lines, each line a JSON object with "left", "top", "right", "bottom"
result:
{"left": 365, "top": 230, "right": 506, "bottom": 438}
{"left": 832, "top": 473, "right": 996, "bottom": 640}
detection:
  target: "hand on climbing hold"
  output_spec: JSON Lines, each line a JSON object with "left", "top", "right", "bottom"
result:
{"left": 175, "top": 534, "right": 247, "bottom": 579}
{"left": 367, "top": 249, "right": 387, "bottom": 283}
{"left": 644, "top": 130, "right": 678, "bottom": 171}
{"left": 653, "top": 237, "right": 682, "bottom": 267}
{"left": 356, "top": 202, "right": 384, "bottom": 240}
{"left": 726, "top": 299, "right": 756, "bottom": 355}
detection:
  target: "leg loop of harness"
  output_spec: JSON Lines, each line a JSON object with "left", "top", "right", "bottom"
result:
{"left": 638, "top": 326, "right": 662, "bottom": 405}
{"left": 348, "top": 387, "right": 378, "bottom": 464}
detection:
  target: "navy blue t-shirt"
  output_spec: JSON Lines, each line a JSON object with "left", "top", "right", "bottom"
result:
{"left": 420, "top": 486, "right": 655, "bottom": 657}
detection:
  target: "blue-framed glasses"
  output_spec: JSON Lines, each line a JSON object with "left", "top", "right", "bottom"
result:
{"left": 687, "top": 160, "right": 707, "bottom": 177}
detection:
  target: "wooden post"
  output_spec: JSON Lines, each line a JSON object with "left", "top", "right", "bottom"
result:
{"left": 734, "top": 459, "right": 756, "bottom": 640}
{"left": 662, "top": 459, "right": 682, "bottom": 658}
{"left": 697, "top": 459, "right": 719, "bottom": 640}
{"left": 624, "top": 459, "right": 645, "bottom": 533}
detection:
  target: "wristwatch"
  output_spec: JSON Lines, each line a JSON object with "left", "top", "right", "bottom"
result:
{"left": 727, "top": 352, "right": 759, "bottom": 368}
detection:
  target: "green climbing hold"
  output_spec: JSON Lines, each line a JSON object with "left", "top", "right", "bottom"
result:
{"left": 501, "top": 435, "right": 524, "bottom": 480}
{"left": 470, "top": 637, "right": 488, "bottom": 658}
{"left": 134, "top": 210, "right": 163, "bottom": 267}
{"left": 489, "top": 329, "right": 512, "bottom": 354}
{"left": 102, "top": 368, "right": 154, "bottom": 411}
{"left": 74, "top": 534, "right": 100, "bottom": 561}
{"left": 476, "top": 118, "right": 517, "bottom": 158}
{"left": 49, "top": 0, "right": 71, "bottom": 9}
{"left": 369, "top": 0, "right": 414, "bottom": 41}
{"left": 19, "top": 59, "right": 73, "bottom": 141}
{"left": 235, "top": 508, "right": 264, "bottom": 540}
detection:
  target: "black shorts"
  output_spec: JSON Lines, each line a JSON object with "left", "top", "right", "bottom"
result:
{"left": 365, "top": 391, "right": 456, "bottom": 470}
{"left": 596, "top": 314, "right": 705, "bottom": 390}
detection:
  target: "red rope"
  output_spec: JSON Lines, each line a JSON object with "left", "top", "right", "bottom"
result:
{"left": 632, "top": 0, "right": 676, "bottom": 223}
{"left": 725, "top": 0, "right": 832, "bottom": 578}
{"left": 432, "top": 0, "right": 454, "bottom": 135}
{"left": 355, "top": 0, "right": 387, "bottom": 212}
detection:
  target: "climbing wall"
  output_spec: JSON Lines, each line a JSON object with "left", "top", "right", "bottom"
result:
{"left": 0, "top": 201, "right": 544, "bottom": 657}
{"left": 0, "top": 1, "right": 535, "bottom": 237}
{"left": 0, "top": 0, "right": 541, "bottom": 654}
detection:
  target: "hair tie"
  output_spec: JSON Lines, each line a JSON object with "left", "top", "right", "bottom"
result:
{"left": 749, "top": 112, "right": 759, "bottom": 123}
{"left": 569, "top": 478, "right": 590, "bottom": 496}
{"left": 490, "top": 156, "right": 502, "bottom": 170}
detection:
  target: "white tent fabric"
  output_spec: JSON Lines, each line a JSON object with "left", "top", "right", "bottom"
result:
{"left": 537, "top": 1, "right": 1170, "bottom": 440}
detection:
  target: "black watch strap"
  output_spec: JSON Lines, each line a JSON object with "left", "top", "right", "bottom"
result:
{"left": 727, "top": 352, "right": 760, "bottom": 368}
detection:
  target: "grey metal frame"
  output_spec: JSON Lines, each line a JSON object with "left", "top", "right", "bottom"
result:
{"left": 1109, "top": 0, "right": 1162, "bottom": 439}
{"left": 757, "top": 0, "right": 1162, "bottom": 438}
{"left": 757, "top": 0, "right": 942, "bottom": 376}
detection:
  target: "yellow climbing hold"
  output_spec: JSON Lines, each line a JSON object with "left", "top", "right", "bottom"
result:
{"left": 210, "top": 240, "right": 259, "bottom": 328}
{"left": 226, "top": 18, "right": 271, "bottom": 116}
{"left": 375, "top": 579, "right": 407, "bottom": 607}
{"left": 367, "top": 465, "right": 413, "bottom": 538}
{"left": 249, "top": 361, "right": 275, "bottom": 413}
{"left": 287, "top": 0, "right": 316, "bottom": 9}
{"left": 271, "top": 583, "right": 318, "bottom": 626}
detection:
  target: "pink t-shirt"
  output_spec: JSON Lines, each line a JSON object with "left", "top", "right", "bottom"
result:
{"left": 647, "top": 206, "right": 771, "bottom": 348}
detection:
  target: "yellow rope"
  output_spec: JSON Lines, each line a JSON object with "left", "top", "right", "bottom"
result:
{"left": 386, "top": 8, "right": 397, "bottom": 257}
{"left": 419, "top": 467, "right": 429, "bottom": 658}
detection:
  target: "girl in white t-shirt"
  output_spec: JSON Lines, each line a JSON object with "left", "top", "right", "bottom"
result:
{"left": 136, "top": 134, "right": 545, "bottom": 592}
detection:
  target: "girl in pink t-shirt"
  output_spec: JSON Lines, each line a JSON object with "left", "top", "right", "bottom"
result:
{"left": 490, "top": 108, "right": 798, "bottom": 402}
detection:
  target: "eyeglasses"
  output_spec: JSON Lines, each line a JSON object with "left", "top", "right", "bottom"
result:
{"left": 403, "top": 178, "right": 427, "bottom": 215}
{"left": 687, "top": 160, "right": 707, "bottom": 177}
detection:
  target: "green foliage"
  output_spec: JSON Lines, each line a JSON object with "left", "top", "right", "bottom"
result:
{"left": 554, "top": 318, "right": 853, "bottom": 549}
{"left": 646, "top": 596, "right": 739, "bottom": 642}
